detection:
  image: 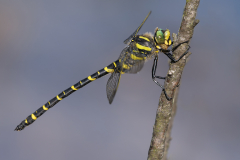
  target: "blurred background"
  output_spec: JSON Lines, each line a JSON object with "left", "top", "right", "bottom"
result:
{"left": 0, "top": 0, "right": 239, "bottom": 160}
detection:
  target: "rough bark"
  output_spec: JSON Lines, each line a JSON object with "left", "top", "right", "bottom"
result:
{"left": 147, "top": 0, "right": 200, "bottom": 160}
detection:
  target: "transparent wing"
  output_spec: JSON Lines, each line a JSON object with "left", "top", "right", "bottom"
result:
{"left": 123, "top": 11, "right": 152, "bottom": 44}
{"left": 106, "top": 71, "right": 121, "bottom": 104}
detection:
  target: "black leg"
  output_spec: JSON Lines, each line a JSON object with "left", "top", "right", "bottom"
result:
{"left": 152, "top": 56, "right": 165, "bottom": 88}
{"left": 171, "top": 40, "right": 189, "bottom": 52}
{"left": 163, "top": 89, "right": 172, "bottom": 101}
{"left": 152, "top": 55, "right": 172, "bottom": 101}
{"left": 163, "top": 41, "right": 190, "bottom": 63}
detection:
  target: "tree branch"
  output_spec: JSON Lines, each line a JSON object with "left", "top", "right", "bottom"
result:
{"left": 147, "top": 1, "right": 200, "bottom": 160}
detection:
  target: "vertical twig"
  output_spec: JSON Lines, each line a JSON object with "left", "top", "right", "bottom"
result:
{"left": 162, "top": 85, "right": 179, "bottom": 160}
{"left": 147, "top": 1, "right": 200, "bottom": 160}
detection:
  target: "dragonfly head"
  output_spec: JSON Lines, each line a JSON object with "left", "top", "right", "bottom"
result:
{"left": 154, "top": 27, "right": 172, "bottom": 50}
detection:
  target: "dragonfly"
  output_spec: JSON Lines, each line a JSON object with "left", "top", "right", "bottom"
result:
{"left": 15, "top": 11, "right": 190, "bottom": 131}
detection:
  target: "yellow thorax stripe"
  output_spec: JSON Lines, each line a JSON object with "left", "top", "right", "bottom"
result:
{"left": 80, "top": 81, "right": 82, "bottom": 85}
{"left": 139, "top": 36, "right": 150, "bottom": 42}
{"left": 48, "top": 101, "right": 50, "bottom": 105}
{"left": 56, "top": 95, "right": 62, "bottom": 100}
{"left": 122, "top": 63, "right": 130, "bottom": 69}
{"left": 63, "top": 91, "right": 65, "bottom": 95}
{"left": 113, "top": 62, "right": 117, "bottom": 68}
{"left": 156, "top": 45, "right": 161, "bottom": 49}
{"left": 136, "top": 43, "right": 151, "bottom": 51}
{"left": 25, "top": 119, "right": 28, "bottom": 124}
{"left": 97, "top": 71, "right": 100, "bottom": 75}
{"left": 88, "top": 76, "right": 96, "bottom": 81}
{"left": 43, "top": 105, "right": 48, "bottom": 110}
{"left": 104, "top": 67, "right": 114, "bottom": 73}
{"left": 31, "top": 114, "right": 37, "bottom": 120}
{"left": 130, "top": 54, "right": 146, "bottom": 60}
{"left": 71, "top": 85, "right": 78, "bottom": 90}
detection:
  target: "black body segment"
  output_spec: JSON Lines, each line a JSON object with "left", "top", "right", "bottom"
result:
{"left": 14, "top": 61, "right": 119, "bottom": 131}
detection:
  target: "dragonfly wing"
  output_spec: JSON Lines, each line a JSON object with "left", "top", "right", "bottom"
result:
{"left": 106, "top": 71, "right": 121, "bottom": 104}
{"left": 123, "top": 11, "right": 151, "bottom": 44}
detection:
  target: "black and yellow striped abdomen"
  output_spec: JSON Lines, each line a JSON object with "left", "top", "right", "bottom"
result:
{"left": 15, "top": 60, "right": 119, "bottom": 131}
{"left": 15, "top": 35, "right": 158, "bottom": 131}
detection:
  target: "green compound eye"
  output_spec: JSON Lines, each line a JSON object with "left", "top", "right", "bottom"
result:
{"left": 155, "top": 29, "right": 165, "bottom": 44}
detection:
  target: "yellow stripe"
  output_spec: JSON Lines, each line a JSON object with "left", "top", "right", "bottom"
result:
{"left": 80, "top": 81, "right": 82, "bottom": 85}
{"left": 25, "top": 119, "right": 28, "bottom": 124}
{"left": 165, "top": 40, "right": 168, "bottom": 45}
{"left": 130, "top": 54, "right": 146, "bottom": 60}
{"left": 63, "top": 91, "right": 65, "bottom": 95}
{"left": 97, "top": 71, "right": 100, "bottom": 75}
{"left": 43, "top": 105, "right": 48, "bottom": 110}
{"left": 164, "top": 29, "right": 170, "bottom": 40}
{"left": 136, "top": 43, "right": 151, "bottom": 51}
{"left": 88, "top": 76, "right": 96, "bottom": 81}
{"left": 71, "top": 85, "right": 78, "bottom": 90}
{"left": 133, "top": 50, "right": 139, "bottom": 53}
{"left": 56, "top": 95, "right": 62, "bottom": 100}
{"left": 139, "top": 36, "right": 150, "bottom": 42}
{"left": 156, "top": 45, "right": 161, "bottom": 49}
{"left": 122, "top": 63, "right": 130, "bottom": 69}
{"left": 113, "top": 62, "right": 117, "bottom": 68}
{"left": 120, "top": 71, "right": 125, "bottom": 74}
{"left": 48, "top": 101, "right": 50, "bottom": 105}
{"left": 104, "top": 67, "right": 114, "bottom": 73}
{"left": 31, "top": 114, "right": 37, "bottom": 120}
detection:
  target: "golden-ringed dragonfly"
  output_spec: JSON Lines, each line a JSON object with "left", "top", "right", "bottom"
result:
{"left": 15, "top": 11, "right": 190, "bottom": 131}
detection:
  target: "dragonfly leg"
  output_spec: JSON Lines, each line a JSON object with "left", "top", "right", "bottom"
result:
{"left": 152, "top": 55, "right": 172, "bottom": 101}
{"left": 152, "top": 55, "right": 166, "bottom": 80}
{"left": 162, "top": 41, "right": 190, "bottom": 63}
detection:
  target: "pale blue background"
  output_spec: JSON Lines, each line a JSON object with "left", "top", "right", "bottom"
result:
{"left": 0, "top": 0, "right": 240, "bottom": 160}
